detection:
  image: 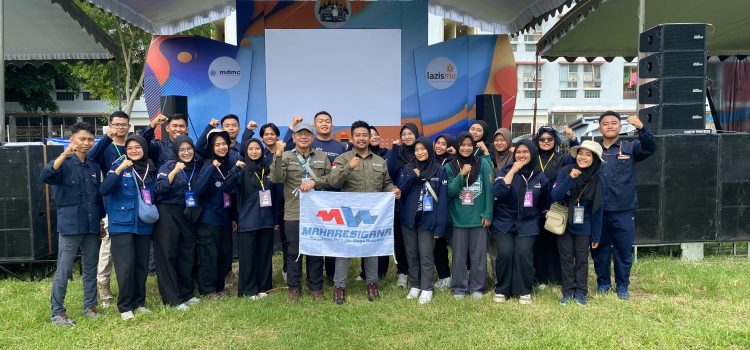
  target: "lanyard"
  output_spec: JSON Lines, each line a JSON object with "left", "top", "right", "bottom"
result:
{"left": 254, "top": 168, "right": 266, "bottom": 191}
{"left": 520, "top": 171, "right": 534, "bottom": 189}
{"left": 112, "top": 143, "right": 122, "bottom": 157}
{"left": 182, "top": 167, "right": 195, "bottom": 191}
{"left": 538, "top": 154, "right": 554, "bottom": 172}
{"left": 456, "top": 160, "right": 469, "bottom": 187}
{"left": 576, "top": 182, "right": 591, "bottom": 205}
{"left": 132, "top": 164, "right": 149, "bottom": 189}
{"left": 214, "top": 165, "right": 226, "bottom": 180}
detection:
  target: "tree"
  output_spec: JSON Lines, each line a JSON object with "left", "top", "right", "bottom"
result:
{"left": 5, "top": 63, "right": 81, "bottom": 113}
{"left": 72, "top": 0, "right": 213, "bottom": 115}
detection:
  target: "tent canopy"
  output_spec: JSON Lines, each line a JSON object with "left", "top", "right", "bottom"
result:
{"left": 6, "top": 0, "right": 118, "bottom": 62}
{"left": 538, "top": 0, "right": 750, "bottom": 60}
{"left": 430, "top": 0, "right": 573, "bottom": 34}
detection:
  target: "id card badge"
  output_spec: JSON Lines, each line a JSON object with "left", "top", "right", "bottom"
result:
{"left": 223, "top": 193, "right": 231, "bottom": 208}
{"left": 185, "top": 191, "right": 197, "bottom": 208}
{"left": 259, "top": 190, "right": 272, "bottom": 207}
{"left": 423, "top": 193, "right": 434, "bottom": 212}
{"left": 141, "top": 189, "right": 153, "bottom": 205}
{"left": 523, "top": 190, "right": 533, "bottom": 208}
{"left": 461, "top": 189, "right": 474, "bottom": 206}
{"left": 573, "top": 205, "right": 585, "bottom": 224}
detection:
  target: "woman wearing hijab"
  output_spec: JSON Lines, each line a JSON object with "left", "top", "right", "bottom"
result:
{"left": 225, "top": 138, "right": 280, "bottom": 299}
{"left": 551, "top": 140, "right": 604, "bottom": 305}
{"left": 100, "top": 135, "right": 157, "bottom": 320}
{"left": 445, "top": 132, "right": 493, "bottom": 299}
{"left": 153, "top": 135, "right": 202, "bottom": 310}
{"left": 491, "top": 139, "right": 550, "bottom": 305}
{"left": 492, "top": 128, "right": 514, "bottom": 172}
{"left": 469, "top": 120, "right": 493, "bottom": 159}
{"left": 368, "top": 126, "right": 389, "bottom": 158}
{"left": 385, "top": 123, "right": 420, "bottom": 287}
{"left": 398, "top": 137, "right": 449, "bottom": 304}
{"left": 532, "top": 126, "right": 578, "bottom": 287}
{"left": 432, "top": 134, "right": 456, "bottom": 290}
{"left": 193, "top": 129, "right": 241, "bottom": 298}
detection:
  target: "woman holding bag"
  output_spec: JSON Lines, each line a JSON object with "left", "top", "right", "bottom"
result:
{"left": 100, "top": 135, "right": 157, "bottom": 320}
{"left": 550, "top": 140, "right": 604, "bottom": 305}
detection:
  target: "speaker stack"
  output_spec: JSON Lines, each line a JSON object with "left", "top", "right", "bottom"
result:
{"left": 475, "top": 94, "right": 502, "bottom": 136}
{"left": 638, "top": 24, "right": 708, "bottom": 134}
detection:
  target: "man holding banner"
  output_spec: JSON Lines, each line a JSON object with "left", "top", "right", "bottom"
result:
{"left": 321, "top": 121, "right": 401, "bottom": 305}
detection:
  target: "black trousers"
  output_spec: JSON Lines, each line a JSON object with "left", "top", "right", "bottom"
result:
{"left": 393, "top": 210, "right": 409, "bottom": 274}
{"left": 110, "top": 233, "right": 151, "bottom": 313}
{"left": 434, "top": 236, "right": 451, "bottom": 279}
{"left": 153, "top": 204, "right": 196, "bottom": 306}
{"left": 238, "top": 228, "right": 274, "bottom": 296}
{"left": 196, "top": 223, "right": 232, "bottom": 294}
{"left": 494, "top": 230, "right": 536, "bottom": 297}
{"left": 558, "top": 232, "right": 591, "bottom": 296}
{"left": 285, "top": 220, "right": 324, "bottom": 292}
{"left": 533, "top": 220, "right": 562, "bottom": 285}
{"left": 277, "top": 222, "right": 288, "bottom": 273}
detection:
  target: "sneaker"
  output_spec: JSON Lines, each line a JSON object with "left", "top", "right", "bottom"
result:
{"left": 185, "top": 297, "right": 201, "bottom": 305}
{"left": 396, "top": 273, "right": 408, "bottom": 288}
{"left": 575, "top": 293, "right": 587, "bottom": 305}
{"left": 366, "top": 283, "right": 380, "bottom": 301}
{"left": 436, "top": 277, "right": 451, "bottom": 292}
{"left": 51, "top": 314, "right": 75, "bottom": 327}
{"left": 310, "top": 290, "right": 326, "bottom": 301}
{"left": 258, "top": 292, "right": 269, "bottom": 299}
{"left": 248, "top": 295, "right": 259, "bottom": 300}
{"left": 471, "top": 292, "right": 484, "bottom": 299}
{"left": 176, "top": 303, "right": 189, "bottom": 311}
{"left": 519, "top": 294, "right": 533, "bottom": 305}
{"left": 98, "top": 282, "right": 114, "bottom": 301}
{"left": 288, "top": 289, "right": 301, "bottom": 303}
{"left": 121, "top": 311, "right": 135, "bottom": 320}
{"left": 597, "top": 284, "right": 612, "bottom": 294}
{"left": 559, "top": 295, "right": 574, "bottom": 305}
{"left": 83, "top": 306, "right": 100, "bottom": 318}
{"left": 418, "top": 291, "right": 433, "bottom": 304}
{"left": 537, "top": 283, "right": 548, "bottom": 291}
{"left": 452, "top": 294, "right": 465, "bottom": 300}
{"left": 406, "top": 288, "right": 421, "bottom": 300}
{"left": 493, "top": 293, "right": 507, "bottom": 303}
{"left": 334, "top": 287, "right": 346, "bottom": 305}
{"left": 135, "top": 307, "right": 151, "bottom": 314}
{"left": 616, "top": 288, "right": 630, "bottom": 300}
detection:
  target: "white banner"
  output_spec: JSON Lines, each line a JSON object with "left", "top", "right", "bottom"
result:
{"left": 299, "top": 191, "right": 395, "bottom": 258}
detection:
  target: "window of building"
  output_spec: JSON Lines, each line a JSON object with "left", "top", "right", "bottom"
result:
{"left": 584, "top": 90, "right": 600, "bottom": 98}
{"left": 549, "top": 113, "right": 580, "bottom": 127}
{"left": 510, "top": 123, "right": 532, "bottom": 140}
{"left": 82, "top": 91, "right": 100, "bottom": 101}
{"left": 525, "top": 44, "right": 537, "bottom": 53}
{"left": 56, "top": 91, "right": 76, "bottom": 101}
{"left": 560, "top": 90, "right": 577, "bottom": 98}
{"left": 582, "top": 64, "right": 601, "bottom": 89}
{"left": 520, "top": 65, "right": 542, "bottom": 91}
{"left": 559, "top": 65, "right": 578, "bottom": 90}
{"left": 623, "top": 66, "right": 637, "bottom": 99}
{"left": 511, "top": 44, "right": 517, "bottom": 52}
{"left": 523, "top": 26, "right": 543, "bottom": 42}
{"left": 524, "top": 90, "right": 541, "bottom": 99}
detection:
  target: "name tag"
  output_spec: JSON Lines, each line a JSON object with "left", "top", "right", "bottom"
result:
{"left": 461, "top": 189, "right": 474, "bottom": 206}
{"left": 423, "top": 193, "right": 433, "bottom": 212}
{"left": 141, "top": 189, "right": 153, "bottom": 205}
{"left": 223, "top": 193, "right": 231, "bottom": 208}
{"left": 523, "top": 190, "right": 533, "bottom": 208}
{"left": 259, "top": 190, "right": 272, "bottom": 207}
{"left": 573, "top": 205, "right": 585, "bottom": 224}
{"left": 618, "top": 154, "right": 631, "bottom": 160}
{"left": 185, "top": 191, "right": 196, "bottom": 208}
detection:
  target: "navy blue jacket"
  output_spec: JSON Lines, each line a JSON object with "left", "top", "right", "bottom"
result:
{"left": 599, "top": 128, "right": 657, "bottom": 212}
{"left": 224, "top": 166, "right": 280, "bottom": 232}
{"left": 195, "top": 124, "right": 252, "bottom": 162}
{"left": 41, "top": 156, "right": 104, "bottom": 235}
{"left": 140, "top": 126, "right": 177, "bottom": 168}
{"left": 100, "top": 166, "right": 156, "bottom": 235}
{"left": 155, "top": 160, "right": 202, "bottom": 206}
{"left": 87, "top": 135, "right": 126, "bottom": 211}
{"left": 397, "top": 167, "right": 449, "bottom": 236}
{"left": 492, "top": 167, "right": 550, "bottom": 237}
{"left": 193, "top": 154, "right": 239, "bottom": 228}
{"left": 550, "top": 171, "right": 605, "bottom": 243}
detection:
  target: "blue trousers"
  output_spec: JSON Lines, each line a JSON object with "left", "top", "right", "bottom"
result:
{"left": 591, "top": 210, "right": 635, "bottom": 290}
{"left": 50, "top": 234, "right": 100, "bottom": 318}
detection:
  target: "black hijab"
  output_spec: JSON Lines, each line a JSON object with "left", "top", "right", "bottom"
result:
{"left": 513, "top": 139, "right": 538, "bottom": 178}
{"left": 206, "top": 129, "right": 232, "bottom": 174}
{"left": 368, "top": 126, "right": 388, "bottom": 158}
{"left": 172, "top": 135, "right": 196, "bottom": 172}
{"left": 397, "top": 123, "right": 420, "bottom": 166}
{"left": 470, "top": 120, "right": 492, "bottom": 156}
{"left": 410, "top": 137, "right": 439, "bottom": 181}
{"left": 559, "top": 151, "right": 603, "bottom": 221}
{"left": 434, "top": 134, "right": 456, "bottom": 166}
{"left": 241, "top": 138, "right": 269, "bottom": 193}
{"left": 534, "top": 126, "right": 561, "bottom": 174}
{"left": 125, "top": 135, "right": 156, "bottom": 183}
{"left": 449, "top": 132, "right": 482, "bottom": 186}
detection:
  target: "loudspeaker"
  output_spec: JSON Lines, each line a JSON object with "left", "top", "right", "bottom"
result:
{"left": 638, "top": 104, "right": 706, "bottom": 133}
{"left": 718, "top": 133, "right": 750, "bottom": 240}
{"left": 638, "top": 50, "right": 706, "bottom": 78}
{"left": 475, "top": 94, "right": 502, "bottom": 136}
{"left": 638, "top": 77, "right": 706, "bottom": 104}
{"left": 160, "top": 95, "right": 188, "bottom": 118}
{"left": 639, "top": 23, "right": 706, "bottom": 52}
{"left": 0, "top": 145, "right": 62, "bottom": 261}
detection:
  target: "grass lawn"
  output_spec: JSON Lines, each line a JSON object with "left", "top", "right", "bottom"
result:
{"left": 1, "top": 254, "right": 749, "bottom": 349}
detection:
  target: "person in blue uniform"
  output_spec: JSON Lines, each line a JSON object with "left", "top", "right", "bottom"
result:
{"left": 141, "top": 114, "right": 188, "bottom": 168}
{"left": 42, "top": 122, "right": 104, "bottom": 326}
{"left": 592, "top": 111, "right": 656, "bottom": 300}
{"left": 100, "top": 135, "right": 157, "bottom": 320}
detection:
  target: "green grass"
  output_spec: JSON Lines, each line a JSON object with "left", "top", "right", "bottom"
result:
{"left": 1, "top": 255, "right": 750, "bottom": 349}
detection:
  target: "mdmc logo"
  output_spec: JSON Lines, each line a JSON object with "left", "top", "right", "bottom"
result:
{"left": 208, "top": 56, "right": 241, "bottom": 89}
{"left": 317, "top": 207, "right": 378, "bottom": 227}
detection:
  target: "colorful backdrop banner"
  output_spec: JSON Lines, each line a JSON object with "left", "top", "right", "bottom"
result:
{"left": 299, "top": 191, "right": 395, "bottom": 258}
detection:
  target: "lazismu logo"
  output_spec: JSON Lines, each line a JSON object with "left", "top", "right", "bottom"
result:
{"left": 425, "top": 57, "right": 457, "bottom": 89}
{"left": 317, "top": 207, "right": 378, "bottom": 227}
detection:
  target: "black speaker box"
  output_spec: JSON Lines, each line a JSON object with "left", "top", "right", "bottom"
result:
{"left": 475, "top": 94, "right": 502, "bottom": 136}
{"left": 638, "top": 103, "right": 705, "bottom": 133}
{"left": 639, "top": 23, "right": 706, "bottom": 52}
{"left": 160, "top": 95, "right": 188, "bottom": 118}
{"left": 638, "top": 77, "right": 706, "bottom": 105}
{"left": 638, "top": 51, "right": 707, "bottom": 78}
{"left": 0, "top": 145, "right": 63, "bottom": 261}
{"left": 717, "top": 133, "right": 750, "bottom": 240}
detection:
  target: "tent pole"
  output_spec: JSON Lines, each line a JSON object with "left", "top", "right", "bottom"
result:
{"left": 636, "top": 0, "right": 646, "bottom": 115}
{"left": 532, "top": 50, "right": 539, "bottom": 136}
{"left": 0, "top": 0, "right": 5, "bottom": 144}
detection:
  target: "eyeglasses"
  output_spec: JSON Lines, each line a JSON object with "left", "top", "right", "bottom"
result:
{"left": 178, "top": 148, "right": 193, "bottom": 154}
{"left": 539, "top": 137, "right": 554, "bottom": 143}
{"left": 111, "top": 123, "right": 129, "bottom": 128}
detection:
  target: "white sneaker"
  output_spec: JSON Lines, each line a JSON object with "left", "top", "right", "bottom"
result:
{"left": 135, "top": 307, "right": 151, "bottom": 314}
{"left": 471, "top": 292, "right": 484, "bottom": 299}
{"left": 258, "top": 292, "right": 269, "bottom": 299}
{"left": 185, "top": 297, "right": 200, "bottom": 305}
{"left": 519, "top": 294, "right": 533, "bottom": 305}
{"left": 176, "top": 303, "right": 189, "bottom": 311}
{"left": 452, "top": 294, "right": 465, "bottom": 300}
{"left": 436, "top": 277, "right": 452, "bottom": 291}
{"left": 406, "top": 287, "right": 421, "bottom": 300}
{"left": 249, "top": 295, "right": 259, "bottom": 301}
{"left": 418, "top": 291, "right": 433, "bottom": 304}
{"left": 121, "top": 311, "right": 135, "bottom": 320}
{"left": 396, "top": 274, "right": 408, "bottom": 288}
{"left": 493, "top": 293, "right": 507, "bottom": 303}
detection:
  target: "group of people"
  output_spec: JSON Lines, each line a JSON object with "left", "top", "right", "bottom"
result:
{"left": 43, "top": 109, "right": 655, "bottom": 326}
